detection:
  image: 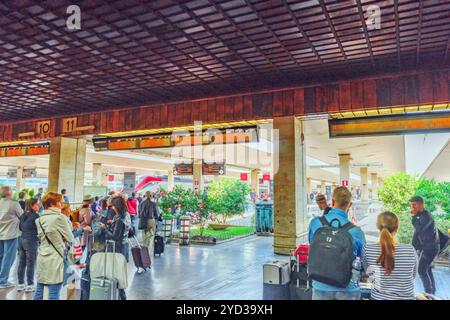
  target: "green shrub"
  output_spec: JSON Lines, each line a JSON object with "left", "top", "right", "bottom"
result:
{"left": 207, "top": 178, "right": 251, "bottom": 224}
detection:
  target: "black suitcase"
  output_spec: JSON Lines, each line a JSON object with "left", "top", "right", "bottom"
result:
{"left": 154, "top": 235, "right": 165, "bottom": 256}
{"left": 289, "top": 255, "right": 312, "bottom": 300}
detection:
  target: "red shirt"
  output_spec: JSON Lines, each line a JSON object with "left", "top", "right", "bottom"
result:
{"left": 127, "top": 198, "right": 138, "bottom": 215}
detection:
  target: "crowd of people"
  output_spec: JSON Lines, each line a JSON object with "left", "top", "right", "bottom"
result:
{"left": 308, "top": 187, "right": 446, "bottom": 300}
{"left": 0, "top": 186, "right": 162, "bottom": 300}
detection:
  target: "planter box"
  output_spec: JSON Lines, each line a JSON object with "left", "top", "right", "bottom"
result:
{"left": 209, "top": 223, "right": 230, "bottom": 230}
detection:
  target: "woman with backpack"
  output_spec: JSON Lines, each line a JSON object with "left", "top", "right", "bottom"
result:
{"left": 105, "top": 196, "right": 131, "bottom": 300}
{"left": 79, "top": 195, "right": 95, "bottom": 250}
{"left": 363, "top": 212, "right": 418, "bottom": 300}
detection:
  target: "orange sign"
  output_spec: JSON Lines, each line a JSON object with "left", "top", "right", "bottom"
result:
{"left": 329, "top": 112, "right": 450, "bottom": 138}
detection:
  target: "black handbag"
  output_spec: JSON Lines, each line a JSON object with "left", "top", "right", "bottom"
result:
{"left": 438, "top": 229, "right": 449, "bottom": 254}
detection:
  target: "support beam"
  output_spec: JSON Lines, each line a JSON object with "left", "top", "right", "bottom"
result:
{"left": 193, "top": 161, "right": 204, "bottom": 191}
{"left": 167, "top": 169, "right": 174, "bottom": 191}
{"left": 16, "top": 166, "right": 24, "bottom": 191}
{"left": 360, "top": 167, "right": 369, "bottom": 203}
{"left": 273, "top": 116, "right": 308, "bottom": 255}
{"left": 371, "top": 173, "right": 378, "bottom": 200}
{"left": 339, "top": 154, "right": 351, "bottom": 187}
{"left": 320, "top": 180, "right": 326, "bottom": 194}
{"left": 251, "top": 169, "right": 260, "bottom": 196}
{"left": 92, "top": 163, "right": 102, "bottom": 186}
{"left": 48, "top": 137, "right": 86, "bottom": 204}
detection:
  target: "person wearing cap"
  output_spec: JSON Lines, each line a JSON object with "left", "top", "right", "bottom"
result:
{"left": 410, "top": 195, "right": 440, "bottom": 295}
{"left": 316, "top": 194, "right": 332, "bottom": 216}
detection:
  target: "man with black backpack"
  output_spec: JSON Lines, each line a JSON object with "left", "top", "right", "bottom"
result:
{"left": 308, "top": 186, "right": 366, "bottom": 300}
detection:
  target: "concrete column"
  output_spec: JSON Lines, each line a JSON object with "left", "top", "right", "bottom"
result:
{"left": 378, "top": 177, "right": 384, "bottom": 189}
{"left": 167, "top": 170, "right": 175, "bottom": 191}
{"left": 371, "top": 173, "right": 378, "bottom": 200}
{"left": 360, "top": 167, "right": 369, "bottom": 203}
{"left": 339, "top": 154, "right": 351, "bottom": 187}
{"left": 320, "top": 180, "right": 326, "bottom": 194}
{"left": 48, "top": 137, "right": 86, "bottom": 204}
{"left": 213, "top": 175, "right": 221, "bottom": 183}
{"left": 251, "top": 169, "right": 260, "bottom": 195}
{"left": 16, "top": 166, "right": 24, "bottom": 191}
{"left": 306, "top": 178, "right": 312, "bottom": 197}
{"left": 92, "top": 163, "right": 102, "bottom": 186}
{"left": 273, "top": 116, "right": 308, "bottom": 255}
{"left": 193, "top": 161, "right": 204, "bottom": 191}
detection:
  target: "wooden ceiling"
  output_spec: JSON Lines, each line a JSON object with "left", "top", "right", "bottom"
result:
{"left": 1, "top": 0, "right": 450, "bottom": 121}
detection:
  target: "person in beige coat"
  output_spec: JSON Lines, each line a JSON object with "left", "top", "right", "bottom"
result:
{"left": 33, "top": 192, "right": 73, "bottom": 300}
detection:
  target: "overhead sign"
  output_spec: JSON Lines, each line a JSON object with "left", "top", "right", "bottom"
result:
{"left": 263, "top": 173, "right": 271, "bottom": 181}
{"left": 123, "top": 172, "right": 136, "bottom": 195}
{"left": 341, "top": 180, "right": 349, "bottom": 186}
{"left": 174, "top": 163, "right": 194, "bottom": 176}
{"left": 0, "top": 142, "right": 50, "bottom": 158}
{"left": 92, "top": 126, "right": 258, "bottom": 152}
{"left": 23, "top": 168, "right": 37, "bottom": 178}
{"left": 329, "top": 112, "right": 450, "bottom": 138}
{"left": 240, "top": 173, "right": 248, "bottom": 181}
{"left": 203, "top": 162, "right": 226, "bottom": 175}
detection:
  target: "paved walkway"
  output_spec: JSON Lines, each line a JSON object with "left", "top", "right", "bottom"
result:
{"left": 1, "top": 235, "right": 449, "bottom": 300}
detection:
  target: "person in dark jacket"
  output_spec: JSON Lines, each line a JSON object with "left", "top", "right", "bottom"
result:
{"left": 138, "top": 191, "right": 159, "bottom": 257}
{"left": 105, "top": 196, "right": 131, "bottom": 300}
{"left": 18, "top": 192, "right": 27, "bottom": 211}
{"left": 16, "top": 198, "right": 40, "bottom": 292}
{"left": 315, "top": 194, "right": 332, "bottom": 216}
{"left": 410, "top": 196, "right": 440, "bottom": 294}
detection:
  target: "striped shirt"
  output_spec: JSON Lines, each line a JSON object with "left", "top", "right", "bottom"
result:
{"left": 364, "top": 243, "right": 418, "bottom": 300}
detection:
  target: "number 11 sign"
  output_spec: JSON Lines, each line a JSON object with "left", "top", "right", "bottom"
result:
{"left": 62, "top": 117, "right": 78, "bottom": 133}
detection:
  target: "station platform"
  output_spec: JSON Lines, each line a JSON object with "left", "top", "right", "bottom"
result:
{"left": 1, "top": 235, "right": 449, "bottom": 300}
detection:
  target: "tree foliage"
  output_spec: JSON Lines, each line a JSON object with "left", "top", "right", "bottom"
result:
{"left": 378, "top": 172, "right": 450, "bottom": 244}
{"left": 207, "top": 178, "right": 251, "bottom": 224}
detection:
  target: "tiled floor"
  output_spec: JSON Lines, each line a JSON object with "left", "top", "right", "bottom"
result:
{"left": 1, "top": 235, "right": 449, "bottom": 300}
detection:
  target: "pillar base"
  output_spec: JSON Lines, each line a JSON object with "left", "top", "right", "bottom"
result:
{"left": 273, "top": 232, "right": 308, "bottom": 255}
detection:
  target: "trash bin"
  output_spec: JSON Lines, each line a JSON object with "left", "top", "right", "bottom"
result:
{"left": 255, "top": 200, "right": 274, "bottom": 234}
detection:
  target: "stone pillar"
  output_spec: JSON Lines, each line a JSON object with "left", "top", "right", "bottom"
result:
{"left": 273, "top": 116, "right": 308, "bottom": 255}
{"left": 360, "top": 167, "right": 369, "bottom": 203}
{"left": 339, "top": 154, "right": 351, "bottom": 187}
{"left": 92, "top": 163, "right": 102, "bottom": 186}
{"left": 371, "top": 173, "right": 378, "bottom": 200}
{"left": 306, "top": 177, "right": 312, "bottom": 201}
{"left": 16, "top": 166, "right": 25, "bottom": 191}
{"left": 378, "top": 177, "right": 384, "bottom": 189}
{"left": 320, "top": 180, "right": 326, "bottom": 194}
{"left": 167, "top": 170, "right": 175, "bottom": 191}
{"left": 251, "top": 169, "right": 260, "bottom": 195}
{"left": 48, "top": 137, "right": 86, "bottom": 204}
{"left": 193, "top": 161, "right": 204, "bottom": 191}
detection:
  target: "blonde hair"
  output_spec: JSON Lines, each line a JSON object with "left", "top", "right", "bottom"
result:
{"left": 376, "top": 212, "right": 399, "bottom": 275}
{"left": 332, "top": 186, "right": 352, "bottom": 208}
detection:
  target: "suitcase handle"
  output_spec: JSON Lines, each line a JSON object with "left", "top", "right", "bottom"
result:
{"left": 101, "top": 240, "right": 116, "bottom": 285}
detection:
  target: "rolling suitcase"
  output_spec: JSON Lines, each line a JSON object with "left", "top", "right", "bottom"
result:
{"left": 289, "top": 255, "right": 312, "bottom": 300}
{"left": 263, "top": 260, "right": 290, "bottom": 300}
{"left": 154, "top": 235, "right": 165, "bottom": 256}
{"left": 89, "top": 240, "right": 119, "bottom": 300}
{"left": 130, "top": 236, "right": 151, "bottom": 271}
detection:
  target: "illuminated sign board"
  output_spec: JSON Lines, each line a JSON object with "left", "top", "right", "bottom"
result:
{"left": 173, "top": 163, "right": 194, "bottom": 176}
{"left": 329, "top": 112, "right": 450, "bottom": 138}
{"left": 92, "top": 126, "right": 258, "bottom": 151}
{"left": 203, "top": 162, "right": 226, "bottom": 176}
{"left": 0, "top": 143, "right": 50, "bottom": 158}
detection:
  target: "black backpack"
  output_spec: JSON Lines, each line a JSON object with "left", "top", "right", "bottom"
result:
{"left": 308, "top": 216, "right": 356, "bottom": 288}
